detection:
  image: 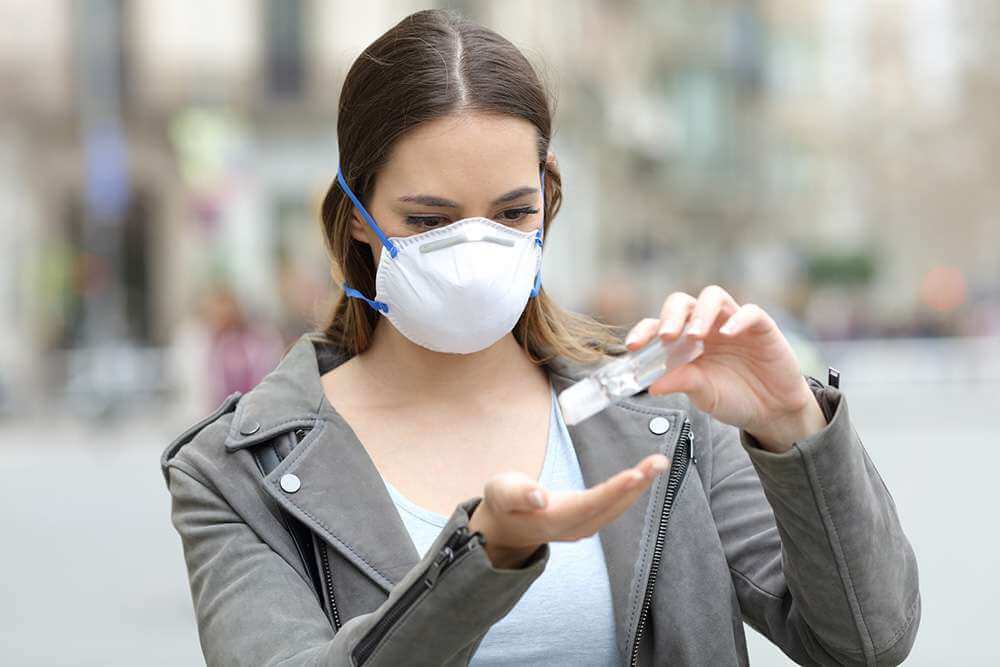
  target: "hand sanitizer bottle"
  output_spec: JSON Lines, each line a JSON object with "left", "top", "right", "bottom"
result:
{"left": 558, "top": 325, "right": 704, "bottom": 425}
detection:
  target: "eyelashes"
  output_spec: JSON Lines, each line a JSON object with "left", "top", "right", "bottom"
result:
{"left": 405, "top": 206, "right": 539, "bottom": 229}
{"left": 497, "top": 206, "right": 540, "bottom": 222}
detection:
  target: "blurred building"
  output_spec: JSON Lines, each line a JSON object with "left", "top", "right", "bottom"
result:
{"left": 761, "top": 0, "right": 1000, "bottom": 337}
{"left": 1, "top": 0, "right": 422, "bottom": 418}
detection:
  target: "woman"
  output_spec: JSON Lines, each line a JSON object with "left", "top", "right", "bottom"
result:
{"left": 161, "top": 9, "right": 919, "bottom": 666}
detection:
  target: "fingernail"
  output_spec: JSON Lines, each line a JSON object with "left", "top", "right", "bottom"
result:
{"left": 719, "top": 316, "right": 737, "bottom": 335}
{"left": 686, "top": 318, "right": 703, "bottom": 336}
{"left": 658, "top": 322, "right": 678, "bottom": 337}
{"left": 625, "top": 470, "right": 645, "bottom": 488}
{"left": 651, "top": 457, "right": 669, "bottom": 473}
{"left": 625, "top": 331, "right": 638, "bottom": 346}
{"left": 529, "top": 490, "right": 546, "bottom": 508}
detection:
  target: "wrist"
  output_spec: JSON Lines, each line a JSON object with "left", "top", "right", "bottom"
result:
{"left": 745, "top": 378, "right": 828, "bottom": 453}
{"left": 467, "top": 501, "right": 541, "bottom": 570}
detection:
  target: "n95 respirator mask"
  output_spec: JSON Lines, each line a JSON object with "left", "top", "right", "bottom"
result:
{"left": 335, "top": 167, "right": 545, "bottom": 354}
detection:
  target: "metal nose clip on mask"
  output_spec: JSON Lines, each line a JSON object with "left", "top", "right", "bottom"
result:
{"left": 336, "top": 166, "right": 546, "bottom": 354}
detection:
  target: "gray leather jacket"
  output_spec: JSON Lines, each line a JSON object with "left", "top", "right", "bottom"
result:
{"left": 160, "top": 332, "right": 920, "bottom": 666}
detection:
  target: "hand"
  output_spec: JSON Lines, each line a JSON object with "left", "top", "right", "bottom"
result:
{"left": 624, "top": 285, "right": 828, "bottom": 454}
{"left": 467, "top": 453, "right": 670, "bottom": 569}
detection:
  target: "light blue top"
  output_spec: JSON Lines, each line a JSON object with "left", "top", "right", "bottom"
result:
{"left": 379, "top": 383, "right": 621, "bottom": 665}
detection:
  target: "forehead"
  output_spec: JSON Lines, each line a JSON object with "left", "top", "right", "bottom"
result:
{"left": 378, "top": 112, "right": 540, "bottom": 196}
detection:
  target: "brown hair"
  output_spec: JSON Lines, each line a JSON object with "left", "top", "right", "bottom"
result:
{"left": 317, "top": 8, "right": 622, "bottom": 364}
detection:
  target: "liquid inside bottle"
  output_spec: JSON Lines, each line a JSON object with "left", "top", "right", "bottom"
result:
{"left": 558, "top": 326, "right": 704, "bottom": 425}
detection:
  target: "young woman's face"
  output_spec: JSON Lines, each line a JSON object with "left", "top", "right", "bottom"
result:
{"left": 350, "top": 112, "right": 545, "bottom": 264}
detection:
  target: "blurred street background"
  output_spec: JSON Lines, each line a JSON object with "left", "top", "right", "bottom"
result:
{"left": 1, "top": 0, "right": 997, "bottom": 664}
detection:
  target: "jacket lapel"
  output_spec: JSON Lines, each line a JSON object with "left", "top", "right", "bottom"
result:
{"left": 224, "top": 333, "right": 421, "bottom": 593}
{"left": 225, "top": 332, "right": 689, "bottom": 660}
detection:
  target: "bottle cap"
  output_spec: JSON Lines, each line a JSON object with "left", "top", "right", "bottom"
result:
{"left": 558, "top": 377, "right": 609, "bottom": 426}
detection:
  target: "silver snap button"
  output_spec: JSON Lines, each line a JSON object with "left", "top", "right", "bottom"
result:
{"left": 648, "top": 417, "right": 671, "bottom": 435}
{"left": 240, "top": 421, "right": 261, "bottom": 436}
{"left": 280, "top": 473, "right": 301, "bottom": 493}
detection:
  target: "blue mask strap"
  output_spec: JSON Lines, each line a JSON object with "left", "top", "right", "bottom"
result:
{"left": 529, "top": 269, "right": 542, "bottom": 298}
{"left": 342, "top": 282, "right": 389, "bottom": 314}
{"left": 336, "top": 167, "right": 399, "bottom": 259}
{"left": 530, "top": 165, "right": 545, "bottom": 298}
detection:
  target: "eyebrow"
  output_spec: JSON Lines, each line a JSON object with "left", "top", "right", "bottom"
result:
{"left": 397, "top": 186, "right": 538, "bottom": 208}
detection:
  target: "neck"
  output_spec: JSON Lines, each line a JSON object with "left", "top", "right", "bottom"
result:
{"left": 354, "top": 319, "right": 546, "bottom": 409}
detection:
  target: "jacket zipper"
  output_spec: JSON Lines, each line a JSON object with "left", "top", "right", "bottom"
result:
{"left": 288, "top": 428, "right": 344, "bottom": 632}
{"left": 351, "top": 525, "right": 484, "bottom": 666}
{"left": 628, "top": 417, "right": 694, "bottom": 667}
{"left": 319, "top": 544, "right": 343, "bottom": 631}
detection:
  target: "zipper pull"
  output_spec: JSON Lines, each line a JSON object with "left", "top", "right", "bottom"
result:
{"left": 687, "top": 420, "right": 696, "bottom": 464}
{"left": 424, "top": 525, "right": 486, "bottom": 589}
{"left": 424, "top": 545, "right": 455, "bottom": 588}
{"left": 468, "top": 530, "right": 486, "bottom": 551}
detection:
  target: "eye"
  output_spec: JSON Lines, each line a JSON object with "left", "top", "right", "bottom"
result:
{"left": 404, "top": 216, "right": 450, "bottom": 230}
{"left": 496, "top": 207, "right": 539, "bottom": 223}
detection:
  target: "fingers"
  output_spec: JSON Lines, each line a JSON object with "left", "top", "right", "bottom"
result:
{"left": 484, "top": 453, "right": 673, "bottom": 550}
{"left": 484, "top": 471, "right": 548, "bottom": 513}
{"left": 563, "top": 454, "right": 670, "bottom": 539}
{"left": 718, "top": 302, "right": 773, "bottom": 338}
{"left": 485, "top": 451, "right": 666, "bottom": 519}
{"left": 624, "top": 318, "right": 660, "bottom": 350}
{"left": 626, "top": 285, "right": 744, "bottom": 346}
{"left": 658, "top": 293, "right": 698, "bottom": 341}
{"left": 625, "top": 285, "right": 739, "bottom": 352}
{"left": 686, "top": 285, "right": 740, "bottom": 341}
{"left": 546, "top": 453, "right": 669, "bottom": 529}
{"left": 624, "top": 291, "right": 698, "bottom": 352}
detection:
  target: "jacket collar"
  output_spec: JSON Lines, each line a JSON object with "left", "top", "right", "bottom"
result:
{"left": 223, "top": 334, "right": 331, "bottom": 451}
{"left": 226, "top": 332, "right": 688, "bottom": 661}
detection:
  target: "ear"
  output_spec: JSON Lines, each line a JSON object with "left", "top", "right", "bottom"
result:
{"left": 348, "top": 210, "right": 370, "bottom": 244}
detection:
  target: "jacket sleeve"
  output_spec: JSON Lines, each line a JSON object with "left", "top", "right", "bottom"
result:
{"left": 165, "top": 463, "right": 549, "bottom": 667}
{"left": 707, "top": 383, "right": 920, "bottom": 666}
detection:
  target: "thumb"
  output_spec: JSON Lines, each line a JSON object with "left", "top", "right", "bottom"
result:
{"left": 485, "top": 471, "right": 548, "bottom": 513}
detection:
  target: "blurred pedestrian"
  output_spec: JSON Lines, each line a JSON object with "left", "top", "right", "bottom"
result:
{"left": 202, "top": 284, "right": 285, "bottom": 407}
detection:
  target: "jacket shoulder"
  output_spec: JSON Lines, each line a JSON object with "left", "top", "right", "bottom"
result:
{"left": 160, "top": 391, "right": 242, "bottom": 486}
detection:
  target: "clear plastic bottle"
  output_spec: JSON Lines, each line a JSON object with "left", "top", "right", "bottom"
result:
{"left": 558, "top": 325, "right": 705, "bottom": 425}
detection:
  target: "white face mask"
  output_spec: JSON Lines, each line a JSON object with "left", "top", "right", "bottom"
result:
{"left": 336, "top": 167, "right": 545, "bottom": 354}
